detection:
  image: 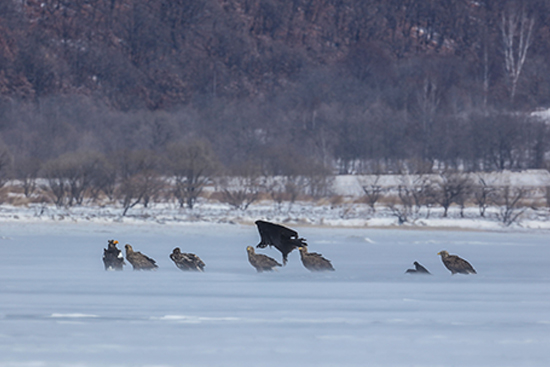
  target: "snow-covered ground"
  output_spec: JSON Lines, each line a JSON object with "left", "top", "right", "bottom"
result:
{"left": 1, "top": 221, "right": 549, "bottom": 367}
{"left": 1, "top": 197, "right": 550, "bottom": 232}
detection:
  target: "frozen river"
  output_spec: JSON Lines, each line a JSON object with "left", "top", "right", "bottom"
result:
{"left": 1, "top": 221, "right": 549, "bottom": 366}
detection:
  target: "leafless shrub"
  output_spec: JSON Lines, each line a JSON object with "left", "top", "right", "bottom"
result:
{"left": 41, "top": 151, "right": 108, "bottom": 207}
{"left": 473, "top": 177, "right": 497, "bottom": 217}
{"left": 14, "top": 157, "right": 42, "bottom": 198}
{"left": 115, "top": 150, "right": 164, "bottom": 215}
{"left": 359, "top": 175, "right": 384, "bottom": 212}
{"left": 386, "top": 183, "right": 423, "bottom": 224}
{"left": 328, "top": 196, "right": 355, "bottom": 219}
{"left": 117, "top": 175, "right": 144, "bottom": 216}
{"left": 41, "top": 160, "right": 68, "bottom": 207}
{"left": 283, "top": 176, "right": 307, "bottom": 209}
{"left": 302, "top": 166, "right": 333, "bottom": 199}
{"left": 0, "top": 145, "right": 13, "bottom": 189}
{"left": 89, "top": 158, "right": 117, "bottom": 202}
{"left": 264, "top": 177, "right": 287, "bottom": 212}
{"left": 395, "top": 174, "right": 433, "bottom": 218}
{"left": 427, "top": 172, "right": 474, "bottom": 217}
{"left": 218, "top": 176, "right": 261, "bottom": 210}
{"left": 494, "top": 186, "right": 528, "bottom": 226}
{"left": 167, "top": 140, "right": 219, "bottom": 209}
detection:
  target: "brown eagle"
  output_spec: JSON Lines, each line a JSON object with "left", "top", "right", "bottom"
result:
{"left": 437, "top": 250, "right": 476, "bottom": 274}
{"left": 103, "top": 239, "right": 125, "bottom": 271}
{"left": 255, "top": 220, "right": 307, "bottom": 265}
{"left": 298, "top": 246, "right": 335, "bottom": 272}
{"left": 247, "top": 246, "right": 282, "bottom": 272}
{"left": 405, "top": 261, "right": 431, "bottom": 274}
{"left": 169, "top": 247, "right": 205, "bottom": 271}
{"left": 125, "top": 244, "right": 158, "bottom": 270}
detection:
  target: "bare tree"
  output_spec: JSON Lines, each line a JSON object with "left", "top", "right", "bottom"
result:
{"left": 359, "top": 175, "right": 384, "bottom": 212}
{"left": 89, "top": 158, "right": 117, "bottom": 202}
{"left": 117, "top": 171, "right": 165, "bottom": 216}
{"left": 117, "top": 175, "right": 146, "bottom": 216}
{"left": 397, "top": 174, "right": 433, "bottom": 218}
{"left": 14, "top": 157, "right": 42, "bottom": 198}
{"left": 218, "top": 176, "right": 261, "bottom": 211}
{"left": 494, "top": 186, "right": 528, "bottom": 226}
{"left": 303, "top": 170, "right": 333, "bottom": 199}
{"left": 428, "top": 172, "right": 473, "bottom": 218}
{"left": 167, "top": 140, "right": 219, "bottom": 209}
{"left": 40, "top": 151, "right": 105, "bottom": 206}
{"left": 387, "top": 185, "right": 415, "bottom": 225}
{"left": 500, "top": 8, "right": 535, "bottom": 102}
{"left": 473, "top": 177, "right": 496, "bottom": 218}
{"left": 115, "top": 149, "right": 163, "bottom": 215}
{"left": 0, "top": 145, "right": 13, "bottom": 189}
{"left": 41, "top": 160, "right": 67, "bottom": 207}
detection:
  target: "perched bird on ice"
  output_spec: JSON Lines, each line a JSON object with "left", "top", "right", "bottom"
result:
{"left": 298, "top": 246, "right": 335, "bottom": 272}
{"left": 102, "top": 239, "right": 125, "bottom": 271}
{"left": 437, "top": 250, "right": 476, "bottom": 274}
{"left": 246, "top": 246, "right": 282, "bottom": 272}
{"left": 254, "top": 220, "right": 307, "bottom": 265}
{"left": 125, "top": 244, "right": 158, "bottom": 270}
{"left": 169, "top": 247, "right": 205, "bottom": 271}
{"left": 405, "top": 261, "right": 431, "bottom": 274}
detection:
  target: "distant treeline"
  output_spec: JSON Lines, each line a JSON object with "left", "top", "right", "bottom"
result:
{"left": 1, "top": 0, "right": 550, "bottom": 175}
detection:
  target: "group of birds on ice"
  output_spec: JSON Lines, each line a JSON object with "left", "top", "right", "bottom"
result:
{"left": 102, "top": 220, "right": 476, "bottom": 275}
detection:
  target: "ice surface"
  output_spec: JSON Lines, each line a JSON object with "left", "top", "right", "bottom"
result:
{"left": 1, "top": 222, "right": 549, "bottom": 366}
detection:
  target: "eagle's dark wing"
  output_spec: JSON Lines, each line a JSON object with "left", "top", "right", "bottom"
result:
{"left": 445, "top": 256, "right": 476, "bottom": 274}
{"left": 255, "top": 220, "right": 297, "bottom": 246}
{"left": 128, "top": 251, "right": 158, "bottom": 270}
{"left": 413, "top": 261, "right": 431, "bottom": 274}
{"left": 171, "top": 252, "right": 205, "bottom": 271}
{"left": 248, "top": 252, "right": 282, "bottom": 272}
{"left": 300, "top": 251, "right": 334, "bottom": 271}
{"left": 255, "top": 220, "right": 307, "bottom": 264}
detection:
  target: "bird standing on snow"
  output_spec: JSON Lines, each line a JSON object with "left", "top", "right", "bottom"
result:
{"left": 298, "top": 246, "right": 335, "bottom": 271}
{"left": 437, "top": 250, "right": 476, "bottom": 274}
{"left": 169, "top": 247, "right": 205, "bottom": 271}
{"left": 405, "top": 261, "right": 431, "bottom": 274}
{"left": 255, "top": 220, "right": 307, "bottom": 265}
{"left": 125, "top": 244, "right": 158, "bottom": 270}
{"left": 247, "top": 246, "right": 282, "bottom": 272}
{"left": 103, "top": 239, "right": 125, "bottom": 271}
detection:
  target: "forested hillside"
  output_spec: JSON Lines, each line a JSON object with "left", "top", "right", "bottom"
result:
{"left": 1, "top": 0, "right": 550, "bottom": 183}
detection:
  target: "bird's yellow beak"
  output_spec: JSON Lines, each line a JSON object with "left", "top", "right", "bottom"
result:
{"left": 114, "top": 240, "right": 119, "bottom": 244}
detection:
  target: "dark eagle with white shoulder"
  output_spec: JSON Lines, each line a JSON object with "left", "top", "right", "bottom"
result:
{"left": 437, "top": 250, "right": 476, "bottom": 274}
{"left": 170, "top": 247, "right": 205, "bottom": 271}
{"left": 255, "top": 220, "right": 307, "bottom": 265}
{"left": 247, "top": 246, "right": 282, "bottom": 272}
{"left": 125, "top": 244, "right": 158, "bottom": 270}
{"left": 298, "top": 246, "right": 335, "bottom": 272}
{"left": 103, "top": 239, "right": 125, "bottom": 271}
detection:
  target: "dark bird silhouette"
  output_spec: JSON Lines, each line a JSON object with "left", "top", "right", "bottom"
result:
{"left": 103, "top": 239, "right": 125, "bottom": 271}
{"left": 255, "top": 220, "right": 307, "bottom": 265}
{"left": 169, "top": 247, "right": 205, "bottom": 271}
{"left": 405, "top": 261, "right": 431, "bottom": 274}
{"left": 437, "top": 250, "right": 476, "bottom": 274}
{"left": 125, "top": 244, "right": 158, "bottom": 270}
{"left": 247, "top": 246, "right": 282, "bottom": 272}
{"left": 298, "top": 246, "right": 335, "bottom": 271}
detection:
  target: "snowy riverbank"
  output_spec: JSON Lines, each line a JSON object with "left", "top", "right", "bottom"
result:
{"left": 1, "top": 199, "right": 550, "bottom": 233}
